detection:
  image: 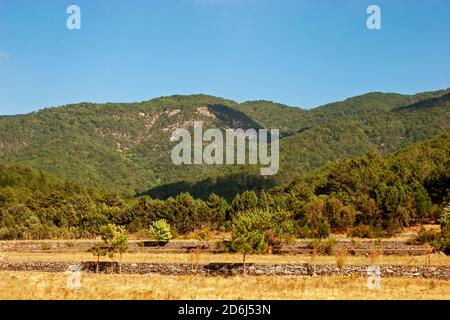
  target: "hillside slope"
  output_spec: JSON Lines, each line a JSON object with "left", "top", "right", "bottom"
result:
{"left": 0, "top": 89, "right": 449, "bottom": 198}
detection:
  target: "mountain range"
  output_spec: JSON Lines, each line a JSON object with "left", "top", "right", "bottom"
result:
{"left": 0, "top": 88, "right": 449, "bottom": 200}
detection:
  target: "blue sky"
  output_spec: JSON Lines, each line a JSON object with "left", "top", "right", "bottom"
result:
{"left": 1, "top": 0, "right": 449, "bottom": 115}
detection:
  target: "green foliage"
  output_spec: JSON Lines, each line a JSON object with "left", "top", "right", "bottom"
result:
{"left": 439, "top": 203, "right": 450, "bottom": 231}
{"left": 1, "top": 90, "right": 449, "bottom": 200}
{"left": 317, "top": 222, "right": 331, "bottom": 239}
{"left": 229, "top": 213, "right": 267, "bottom": 271}
{"left": 307, "top": 238, "right": 336, "bottom": 255}
{"left": 274, "top": 133, "right": 450, "bottom": 232}
{"left": 408, "top": 227, "right": 441, "bottom": 246}
{"left": 230, "top": 208, "right": 294, "bottom": 256}
{"left": 205, "top": 194, "right": 230, "bottom": 229}
{"left": 0, "top": 131, "right": 448, "bottom": 240}
{"left": 193, "top": 225, "right": 211, "bottom": 243}
{"left": 149, "top": 219, "right": 173, "bottom": 243}
{"left": 89, "top": 223, "right": 129, "bottom": 273}
{"left": 88, "top": 242, "right": 111, "bottom": 273}
{"left": 231, "top": 191, "right": 259, "bottom": 215}
{"left": 347, "top": 225, "right": 387, "bottom": 239}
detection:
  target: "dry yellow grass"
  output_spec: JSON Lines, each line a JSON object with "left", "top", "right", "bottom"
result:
{"left": 0, "top": 271, "right": 448, "bottom": 300}
{"left": 2, "top": 252, "right": 450, "bottom": 265}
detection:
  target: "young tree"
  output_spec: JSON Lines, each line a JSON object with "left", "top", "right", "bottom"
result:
{"left": 194, "top": 225, "right": 211, "bottom": 247}
{"left": 231, "top": 191, "right": 258, "bottom": 216}
{"left": 231, "top": 209, "right": 295, "bottom": 273}
{"left": 206, "top": 193, "right": 230, "bottom": 229}
{"left": 230, "top": 214, "right": 266, "bottom": 274}
{"left": 439, "top": 202, "right": 450, "bottom": 233}
{"left": 248, "top": 208, "right": 295, "bottom": 253}
{"left": 88, "top": 242, "right": 109, "bottom": 273}
{"left": 109, "top": 225, "right": 129, "bottom": 274}
{"left": 149, "top": 219, "right": 173, "bottom": 244}
{"left": 88, "top": 223, "right": 129, "bottom": 273}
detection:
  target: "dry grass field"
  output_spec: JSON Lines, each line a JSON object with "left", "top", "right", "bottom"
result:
{"left": 1, "top": 251, "right": 450, "bottom": 266}
{"left": 0, "top": 271, "right": 448, "bottom": 300}
{"left": 1, "top": 238, "right": 449, "bottom": 300}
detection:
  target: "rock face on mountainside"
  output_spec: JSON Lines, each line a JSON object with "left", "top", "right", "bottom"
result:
{"left": 0, "top": 89, "right": 449, "bottom": 198}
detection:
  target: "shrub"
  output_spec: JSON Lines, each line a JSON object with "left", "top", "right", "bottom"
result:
{"left": 334, "top": 248, "right": 347, "bottom": 271}
{"left": 439, "top": 202, "right": 450, "bottom": 233}
{"left": 440, "top": 236, "right": 450, "bottom": 255}
{"left": 317, "top": 222, "right": 331, "bottom": 238}
{"left": 193, "top": 225, "right": 211, "bottom": 244}
{"left": 347, "top": 225, "right": 387, "bottom": 239}
{"left": 0, "top": 227, "right": 13, "bottom": 240}
{"left": 149, "top": 219, "right": 173, "bottom": 243}
{"left": 408, "top": 227, "right": 441, "bottom": 245}
{"left": 307, "top": 238, "right": 336, "bottom": 255}
{"left": 295, "top": 225, "right": 315, "bottom": 239}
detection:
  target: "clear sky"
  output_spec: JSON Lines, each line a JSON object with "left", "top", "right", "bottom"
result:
{"left": 1, "top": 0, "right": 449, "bottom": 115}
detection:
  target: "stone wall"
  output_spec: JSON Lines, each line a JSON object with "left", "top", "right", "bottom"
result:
{"left": 0, "top": 239, "right": 432, "bottom": 255}
{"left": 1, "top": 261, "right": 449, "bottom": 280}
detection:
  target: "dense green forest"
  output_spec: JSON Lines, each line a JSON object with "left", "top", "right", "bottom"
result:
{"left": 0, "top": 133, "right": 448, "bottom": 240}
{"left": 0, "top": 89, "right": 449, "bottom": 199}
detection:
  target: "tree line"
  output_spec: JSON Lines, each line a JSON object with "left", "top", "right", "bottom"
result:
{"left": 0, "top": 133, "right": 448, "bottom": 243}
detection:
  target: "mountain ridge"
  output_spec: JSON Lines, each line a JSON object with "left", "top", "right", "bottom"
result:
{"left": 0, "top": 88, "right": 449, "bottom": 199}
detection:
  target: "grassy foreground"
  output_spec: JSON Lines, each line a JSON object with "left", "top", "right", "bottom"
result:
{"left": 0, "top": 271, "right": 448, "bottom": 300}
{"left": 2, "top": 252, "right": 450, "bottom": 265}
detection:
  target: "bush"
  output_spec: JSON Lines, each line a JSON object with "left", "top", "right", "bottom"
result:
{"left": 0, "top": 227, "right": 14, "bottom": 240}
{"left": 232, "top": 208, "right": 295, "bottom": 250}
{"left": 193, "top": 225, "right": 211, "bottom": 243}
{"left": 317, "top": 222, "right": 331, "bottom": 238}
{"left": 295, "top": 225, "right": 315, "bottom": 239}
{"left": 440, "top": 235, "right": 450, "bottom": 255}
{"left": 307, "top": 238, "right": 336, "bottom": 255}
{"left": 347, "top": 225, "right": 387, "bottom": 239}
{"left": 408, "top": 227, "right": 441, "bottom": 245}
{"left": 149, "top": 219, "right": 173, "bottom": 243}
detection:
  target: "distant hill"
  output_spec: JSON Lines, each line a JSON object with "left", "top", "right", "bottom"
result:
{"left": 1, "top": 133, "right": 448, "bottom": 239}
{"left": 0, "top": 89, "right": 449, "bottom": 198}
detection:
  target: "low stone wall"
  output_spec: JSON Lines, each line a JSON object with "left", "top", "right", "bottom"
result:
{"left": 0, "top": 240, "right": 432, "bottom": 255}
{"left": 1, "top": 261, "right": 449, "bottom": 280}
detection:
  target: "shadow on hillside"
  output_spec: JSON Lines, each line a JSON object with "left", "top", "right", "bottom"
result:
{"left": 393, "top": 92, "right": 450, "bottom": 112}
{"left": 140, "top": 171, "right": 277, "bottom": 201}
{"left": 208, "top": 104, "right": 263, "bottom": 130}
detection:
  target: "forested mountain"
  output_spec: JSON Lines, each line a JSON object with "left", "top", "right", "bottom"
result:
{"left": 0, "top": 133, "right": 448, "bottom": 240}
{"left": 0, "top": 89, "right": 449, "bottom": 199}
